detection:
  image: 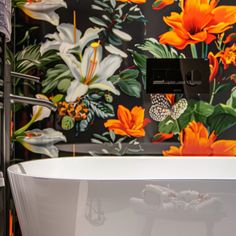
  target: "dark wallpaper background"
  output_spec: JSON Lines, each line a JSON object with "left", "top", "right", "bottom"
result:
{"left": 13, "top": 0, "right": 236, "bottom": 156}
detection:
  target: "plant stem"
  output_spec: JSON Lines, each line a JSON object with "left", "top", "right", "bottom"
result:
{"left": 201, "top": 42, "right": 205, "bottom": 58}
{"left": 190, "top": 44, "right": 198, "bottom": 58}
{"left": 209, "top": 79, "right": 216, "bottom": 105}
{"left": 205, "top": 43, "right": 208, "bottom": 58}
{"left": 175, "top": 119, "right": 181, "bottom": 133}
{"left": 14, "top": 118, "right": 34, "bottom": 137}
{"left": 14, "top": 107, "right": 43, "bottom": 136}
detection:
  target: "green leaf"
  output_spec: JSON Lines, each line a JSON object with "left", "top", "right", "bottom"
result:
{"left": 40, "top": 52, "right": 61, "bottom": 66}
{"left": 61, "top": 116, "right": 75, "bottom": 130}
{"left": 91, "top": 4, "right": 104, "bottom": 11}
{"left": 131, "top": 51, "right": 147, "bottom": 73}
{"left": 110, "top": 0, "right": 116, "bottom": 8}
{"left": 226, "top": 87, "right": 236, "bottom": 108}
{"left": 93, "top": 133, "right": 110, "bottom": 142}
{"left": 116, "top": 3, "right": 126, "bottom": 10}
{"left": 159, "top": 118, "right": 179, "bottom": 134}
{"left": 215, "top": 83, "right": 231, "bottom": 95}
{"left": 119, "top": 69, "right": 139, "bottom": 80}
{"left": 117, "top": 78, "right": 141, "bottom": 97}
{"left": 17, "top": 30, "right": 30, "bottom": 45}
{"left": 79, "top": 111, "right": 94, "bottom": 132}
{"left": 57, "top": 78, "right": 71, "bottom": 93}
{"left": 208, "top": 104, "right": 236, "bottom": 135}
{"left": 102, "top": 14, "right": 112, "bottom": 23}
{"left": 108, "top": 75, "right": 120, "bottom": 83}
{"left": 137, "top": 38, "right": 185, "bottom": 59}
{"left": 89, "top": 93, "right": 103, "bottom": 101}
{"left": 93, "top": 0, "right": 110, "bottom": 8}
{"left": 91, "top": 138, "right": 103, "bottom": 144}
{"left": 16, "top": 26, "right": 39, "bottom": 46}
{"left": 112, "top": 28, "right": 132, "bottom": 41}
{"left": 109, "top": 130, "right": 116, "bottom": 142}
{"left": 159, "top": 100, "right": 214, "bottom": 134}
{"left": 180, "top": 100, "right": 214, "bottom": 125}
{"left": 116, "top": 136, "right": 127, "bottom": 143}
{"left": 15, "top": 45, "right": 41, "bottom": 74}
{"left": 42, "top": 64, "right": 72, "bottom": 93}
{"left": 51, "top": 94, "right": 64, "bottom": 104}
{"left": 108, "top": 33, "right": 123, "bottom": 46}
{"left": 90, "top": 102, "right": 115, "bottom": 119}
{"left": 193, "top": 100, "right": 215, "bottom": 118}
{"left": 89, "top": 17, "right": 108, "bottom": 27}
{"left": 131, "top": 50, "right": 147, "bottom": 88}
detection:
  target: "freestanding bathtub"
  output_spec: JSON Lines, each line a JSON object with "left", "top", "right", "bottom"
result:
{"left": 7, "top": 157, "right": 236, "bottom": 236}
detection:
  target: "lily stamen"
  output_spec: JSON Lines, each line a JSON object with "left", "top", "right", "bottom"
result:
{"left": 85, "top": 41, "right": 100, "bottom": 85}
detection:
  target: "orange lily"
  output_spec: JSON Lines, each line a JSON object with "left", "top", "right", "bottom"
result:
{"left": 152, "top": 0, "right": 174, "bottom": 10}
{"left": 224, "top": 33, "right": 236, "bottom": 44}
{"left": 159, "top": 0, "right": 236, "bottom": 50}
{"left": 208, "top": 52, "right": 219, "bottom": 82}
{"left": 152, "top": 132, "right": 174, "bottom": 143}
{"left": 165, "top": 93, "right": 175, "bottom": 105}
{"left": 216, "top": 44, "right": 236, "bottom": 69}
{"left": 163, "top": 121, "right": 236, "bottom": 156}
{"left": 104, "top": 105, "right": 150, "bottom": 137}
{"left": 117, "top": 0, "right": 146, "bottom": 3}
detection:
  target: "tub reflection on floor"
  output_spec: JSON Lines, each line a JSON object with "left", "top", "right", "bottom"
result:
{"left": 7, "top": 157, "right": 236, "bottom": 236}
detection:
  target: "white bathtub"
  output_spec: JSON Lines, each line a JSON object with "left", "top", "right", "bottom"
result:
{"left": 7, "top": 157, "right": 236, "bottom": 236}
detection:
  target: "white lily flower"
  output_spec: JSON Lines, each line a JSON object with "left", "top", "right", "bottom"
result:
{"left": 40, "top": 23, "right": 103, "bottom": 55}
{"left": 17, "top": 128, "right": 66, "bottom": 158}
{"left": 14, "top": 94, "right": 53, "bottom": 137}
{"left": 19, "top": 0, "right": 67, "bottom": 26}
{"left": 59, "top": 42, "right": 122, "bottom": 102}
{"left": 32, "top": 94, "right": 51, "bottom": 122}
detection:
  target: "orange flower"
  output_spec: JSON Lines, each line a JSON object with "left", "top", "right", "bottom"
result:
{"left": 152, "top": 132, "right": 174, "bottom": 143}
{"left": 216, "top": 44, "right": 236, "bottom": 69}
{"left": 152, "top": 0, "right": 174, "bottom": 10}
{"left": 208, "top": 52, "right": 219, "bottom": 81}
{"left": 159, "top": 0, "right": 236, "bottom": 50}
{"left": 104, "top": 105, "right": 150, "bottom": 137}
{"left": 224, "top": 33, "right": 236, "bottom": 44}
{"left": 165, "top": 94, "right": 175, "bottom": 105}
{"left": 117, "top": 0, "right": 146, "bottom": 3}
{"left": 163, "top": 121, "right": 236, "bottom": 156}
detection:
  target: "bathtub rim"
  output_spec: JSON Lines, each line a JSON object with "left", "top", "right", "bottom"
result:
{"left": 7, "top": 156, "right": 236, "bottom": 181}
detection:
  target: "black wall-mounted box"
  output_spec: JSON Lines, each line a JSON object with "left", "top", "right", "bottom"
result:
{"left": 146, "top": 58, "right": 210, "bottom": 95}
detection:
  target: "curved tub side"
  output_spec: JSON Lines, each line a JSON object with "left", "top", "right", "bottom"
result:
{"left": 8, "top": 166, "right": 89, "bottom": 236}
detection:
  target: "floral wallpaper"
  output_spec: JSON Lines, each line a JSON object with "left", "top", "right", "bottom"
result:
{"left": 9, "top": 0, "right": 236, "bottom": 157}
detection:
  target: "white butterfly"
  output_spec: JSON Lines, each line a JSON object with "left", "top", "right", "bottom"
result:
{"left": 149, "top": 94, "right": 188, "bottom": 122}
